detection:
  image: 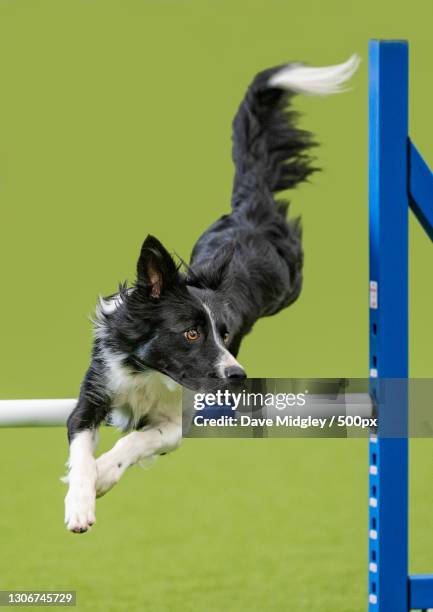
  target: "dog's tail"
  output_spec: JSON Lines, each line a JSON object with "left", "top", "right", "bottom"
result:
{"left": 231, "top": 55, "right": 360, "bottom": 209}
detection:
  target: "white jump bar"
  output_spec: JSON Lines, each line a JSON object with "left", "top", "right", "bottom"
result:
{"left": 0, "top": 393, "right": 373, "bottom": 428}
{"left": 0, "top": 399, "right": 77, "bottom": 427}
{"left": 264, "top": 392, "right": 373, "bottom": 418}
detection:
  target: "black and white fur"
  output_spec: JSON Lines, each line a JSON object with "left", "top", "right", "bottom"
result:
{"left": 64, "top": 54, "right": 360, "bottom": 532}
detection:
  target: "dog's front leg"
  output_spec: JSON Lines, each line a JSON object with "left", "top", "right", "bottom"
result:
{"left": 64, "top": 428, "right": 99, "bottom": 533}
{"left": 64, "top": 381, "right": 110, "bottom": 533}
{"left": 95, "top": 419, "right": 182, "bottom": 498}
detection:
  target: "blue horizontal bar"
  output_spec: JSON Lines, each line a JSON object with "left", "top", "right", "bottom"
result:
{"left": 409, "top": 574, "right": 433, "bottom": 609}
{"left": 409, "top": 141, "right": 433, "bottom": 242}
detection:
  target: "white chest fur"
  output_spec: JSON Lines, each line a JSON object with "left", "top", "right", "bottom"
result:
{"left": 103, "top": 352, "right": 182, "bottom": 430}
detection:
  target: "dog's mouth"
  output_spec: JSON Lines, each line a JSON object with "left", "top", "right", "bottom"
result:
{"left": 176, "top": 374, "right": 247, "bottom": 395}
{"left": 158, "top": 369, "right": 247, "bottom": 394}
{"left": 128, "top": 356, "right": 246, "bottom": 393}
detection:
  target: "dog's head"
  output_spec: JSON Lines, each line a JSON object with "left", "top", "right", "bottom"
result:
{"left": 102, "top": 235, "right": 246, "bottom": 390}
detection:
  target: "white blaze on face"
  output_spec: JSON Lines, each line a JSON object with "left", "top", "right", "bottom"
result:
{"left": 202, "top": 304, "right": 243, "bottom": 377}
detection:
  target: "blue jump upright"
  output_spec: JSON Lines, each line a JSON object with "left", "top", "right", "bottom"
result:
{"left": 368, "top": 39, "right": 433, "bottom": 611}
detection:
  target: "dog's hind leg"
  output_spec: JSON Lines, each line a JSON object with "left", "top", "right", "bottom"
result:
{"left": 95, "top": 418, "right": 182, "bottom": 498}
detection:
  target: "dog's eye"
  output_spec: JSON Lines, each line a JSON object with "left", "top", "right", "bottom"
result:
{"left": 184, "top": 329, "right": 200, "bottom": 342}
{"left": 223, "top": 332, "right": 229, "bottom": 344}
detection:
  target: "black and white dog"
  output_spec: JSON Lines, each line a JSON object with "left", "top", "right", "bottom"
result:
{"left": 64, "top": 55, "right": 359, "bottom": 532}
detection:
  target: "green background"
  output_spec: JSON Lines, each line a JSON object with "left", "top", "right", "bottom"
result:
{"left": 2, "top": 1, "right": 433, "bottom": 610}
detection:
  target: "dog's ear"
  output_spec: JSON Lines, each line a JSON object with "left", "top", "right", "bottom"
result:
{"left": 136, "top": 235, "right": 179, "bottom": 298}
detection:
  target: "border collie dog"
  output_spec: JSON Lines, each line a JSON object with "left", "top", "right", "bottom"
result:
{"left": 64, "top": 55, "right": 359, "bottom": 532}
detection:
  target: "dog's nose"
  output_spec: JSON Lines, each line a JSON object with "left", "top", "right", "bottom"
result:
{"left": 224, "top": 365, "right": 247, "bottom": 379}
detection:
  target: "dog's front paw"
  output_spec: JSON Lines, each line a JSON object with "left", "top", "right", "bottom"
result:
{"left": 64, "top": 485, "right": 96, "bottom": 533}
{"left": 95, "top": 451, "right": 125, "bottom": 498}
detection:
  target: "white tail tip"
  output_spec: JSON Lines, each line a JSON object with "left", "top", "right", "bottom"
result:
{"left": 268, "top": 54, "right": 361, "bottom": 96}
